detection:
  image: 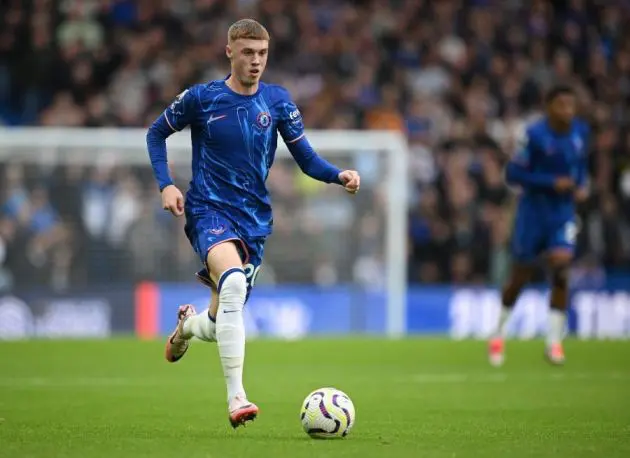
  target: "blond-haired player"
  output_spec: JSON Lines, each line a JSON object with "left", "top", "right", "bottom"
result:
{"left": 146, "top": 19, "right": 360, "bottom": 428}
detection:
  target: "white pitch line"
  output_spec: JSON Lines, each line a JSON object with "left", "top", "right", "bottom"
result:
{"left": 406, "top": 372, "right": 630, "bottom": 384}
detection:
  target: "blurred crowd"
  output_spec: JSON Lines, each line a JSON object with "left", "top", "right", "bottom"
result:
{"left": 0, "top": 158, "right": 368, "bottom": 291}
{"left": 2, "top": 0, "right": 630, "bottom": 290}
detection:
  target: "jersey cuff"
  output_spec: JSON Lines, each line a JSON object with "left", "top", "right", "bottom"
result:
{"left": 159, "top": 181, "right": 174, "bottom": 192}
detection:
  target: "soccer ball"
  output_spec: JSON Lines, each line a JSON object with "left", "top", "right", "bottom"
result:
{"left": 300, "top": 387, "right": 355, "bottom": 438}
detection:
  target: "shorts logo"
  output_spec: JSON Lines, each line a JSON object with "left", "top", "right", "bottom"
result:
{"left": 208, "top": 225, "right": 226, "bottom": 235}
{"left": 256, "top": 112, "right": 271, "bottom": 128}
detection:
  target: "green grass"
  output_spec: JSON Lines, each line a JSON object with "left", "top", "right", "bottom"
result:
{"left": 0, "top": 338, "right": 629, "bottom": 458}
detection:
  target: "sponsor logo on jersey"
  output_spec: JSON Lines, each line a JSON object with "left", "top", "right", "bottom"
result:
{"left": 289, "top": 108, "right": 302, "bottom": 125}
{"left": 170, "top": 89, "right": 188, "bottom": 111}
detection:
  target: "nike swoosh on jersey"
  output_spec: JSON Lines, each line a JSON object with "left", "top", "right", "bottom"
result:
{"left": 208, "top": 114, "right": 227, "bottom": 123}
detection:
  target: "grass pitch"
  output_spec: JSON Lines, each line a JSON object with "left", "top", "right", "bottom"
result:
{"left": 0, "top": 338, "right": 629, "bottom": 458}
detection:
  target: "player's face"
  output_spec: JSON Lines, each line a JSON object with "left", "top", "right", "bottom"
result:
{"left": 549, "top": 93, "right": 576, "bottom": 126}
{"left": 227, "top": 39, "right": 269, "bottom": 87}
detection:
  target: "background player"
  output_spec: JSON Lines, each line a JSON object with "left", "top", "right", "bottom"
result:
{"left": 488, "top": 85, "right": 589, "bottom": 366}
{"left": 145, "top": 19, "right": 360, "bottom": 427}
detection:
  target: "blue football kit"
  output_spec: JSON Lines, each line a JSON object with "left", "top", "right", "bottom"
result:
{"left": 147, "top": 76, "right": 343, "bottom": 299}
{"left": 505, "top": 117, "right": 589, "bottom": 263}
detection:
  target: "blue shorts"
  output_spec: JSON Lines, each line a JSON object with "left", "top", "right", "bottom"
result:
{"left": 184, "top": 208, "right": 265, "bottom": 302}
{"left": 510, "top": 210, "right": 578, "bottom": 263}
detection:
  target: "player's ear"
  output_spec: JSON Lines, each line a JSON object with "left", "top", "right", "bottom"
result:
{"left": 226, "top": 45, "right": 232, "bottom": 60}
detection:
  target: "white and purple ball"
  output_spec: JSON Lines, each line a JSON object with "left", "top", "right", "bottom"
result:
{"left": 300, "top": 387, "right": 355, "bottom": 439}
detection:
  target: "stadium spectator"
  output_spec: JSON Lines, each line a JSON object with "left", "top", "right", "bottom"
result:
{"left": 1, "top": 0, "right": 630, "bottom": 289}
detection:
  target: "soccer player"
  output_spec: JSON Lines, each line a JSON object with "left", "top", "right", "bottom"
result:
{"left": 145, "top": 19, "right": 360, "bottom": 427}
{"left": 488, "top": 85, "right": 589, "bottom": 366}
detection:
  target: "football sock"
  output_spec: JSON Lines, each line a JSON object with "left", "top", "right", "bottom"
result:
{"left": 496, "top": 306, "right": 512, "bottom": 338}
{"left": 182, "top": 309, "right": 216, "bottom": 342}
{"left": 547, "top": 309, "right": 566, "bottom": 346}
{"left": 215, "top": 268, "right": 247, "bottom": 402}
{"left": 548, "top": 268, "right": 568, "bottom": 346}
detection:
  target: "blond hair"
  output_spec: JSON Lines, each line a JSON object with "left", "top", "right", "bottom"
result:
{"left": 228, "top": 19, "right": 270, "bottom": 43}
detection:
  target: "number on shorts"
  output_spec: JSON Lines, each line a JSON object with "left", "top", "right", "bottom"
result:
{"left": 244, "top": 263, "right": 261, "bottom": 287}
{"left": 564, "top": 221, "right": 577, "bottom": 245}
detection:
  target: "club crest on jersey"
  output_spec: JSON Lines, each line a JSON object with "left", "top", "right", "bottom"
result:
{"left": 256, "top": 112, "right": 272, "bottom": 129}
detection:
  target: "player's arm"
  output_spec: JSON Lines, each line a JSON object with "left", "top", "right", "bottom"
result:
{"left": 146, "top": 87, "right": 197, "bottom": 215}
{"left": 277, "top": 95, "right": 359, "bottom": 193}
{"left": 286, "top": 135, "right": 342, "bottom": 183}
{"left": 146, "top": 88, "right": 197, "bottom": 191}
{"left": 505, "top": 130, "right": 573, "bottom": 192}
{"left": 573, "top": 125, "right": 590, "bottom": 203}
{"left": 278, "top": 103, "right": 342, "bottom": 185}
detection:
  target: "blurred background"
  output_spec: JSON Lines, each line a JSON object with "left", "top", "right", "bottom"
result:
{"left": 1, "top": 0, "right": 629, "bottom": 340}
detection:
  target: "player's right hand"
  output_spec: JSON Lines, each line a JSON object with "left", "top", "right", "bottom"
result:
{"left": 162, "top": 185, "right": 185, "bottom": 217}
{"left": 553, "top": 177, "right": 575, "bottom": 193}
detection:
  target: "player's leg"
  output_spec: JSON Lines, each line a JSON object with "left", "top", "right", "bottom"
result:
{"left": 181, "top": 286, "right": 219, "bottom": 342}
{"left": 545, "top": 251, "right": 571, "bottom": 365}
{"left": 488, "top": 262, "right": 535, "bottom": 365}
{"left": 172, "top": 267, "right": 221, "bottom": 343}
{"left": 165, "top": 280, "right": 218, "bottom": 362}
{"left": 165, "top": 212, "right": 232, "bottom": 361}
{"left": 206, "top": 240, "right": 259, "bottom": 427}
{"left": 164, "top": 303, "right": 197, "bottom": 363}
{"left": 543, "top": 220, "right": 577, "bottom": 365}
{"left": 488, "top": 211, "right": 537, "bottom": 366}
{"left": 498, "top": 263, "right": 536, "bottom": 333}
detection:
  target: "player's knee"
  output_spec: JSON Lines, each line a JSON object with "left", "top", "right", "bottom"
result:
{"left": 206, "top": 240, "right": 244, "bottom": 275}
{"left": 501, "top": 265, "right": 533, "bottom": 308}
{"left": 551, "top": 267, "right": 569, "bottom": 290}
{"left": 512, "top": 269, "right": 533, "bottom": 288}
{"left": 548, "top": 250, "right": 573, "bottom": 269}
{"left": 217, "top": 268, "right": 247, "bottom": 311}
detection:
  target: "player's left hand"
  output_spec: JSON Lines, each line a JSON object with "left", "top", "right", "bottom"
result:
{"left": 338, "top": 170, "right": 360, "bottom": 194}
{"left": 574, "top": 188, "right": 588, "bottom": 203}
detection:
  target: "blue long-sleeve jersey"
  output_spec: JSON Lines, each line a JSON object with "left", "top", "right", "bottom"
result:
{"left": 505, "top": 117, "right": 589, "bottom": 223}
{"left": 146, "top": 77, "right": 342, "bottom": 237}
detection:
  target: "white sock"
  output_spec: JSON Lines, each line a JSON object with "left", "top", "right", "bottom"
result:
{"left": 215, "top": 268, "right": 247, "bottom": 402}
{"left": 494, "top": 306, "right": 512, "bottom": 338}
{"left": 182, "top": 309, "right": 216, "bottom": 342}
{"left": 547, "top": 309, "right": 566, "bottom": 346}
